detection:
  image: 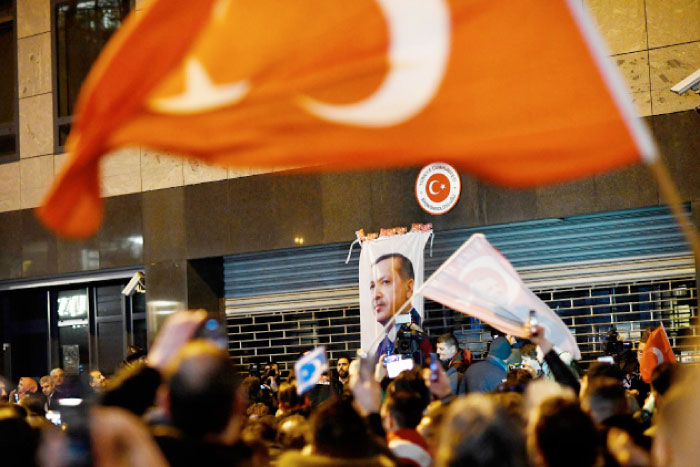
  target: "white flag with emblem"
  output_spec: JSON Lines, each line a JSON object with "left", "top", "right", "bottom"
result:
{"left": 417, "top": 233, "right": 581, "bottom": 360}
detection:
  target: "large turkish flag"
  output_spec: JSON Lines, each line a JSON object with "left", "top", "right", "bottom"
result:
{"left": 39, "top": 0, "right": 656, "bottom": 238}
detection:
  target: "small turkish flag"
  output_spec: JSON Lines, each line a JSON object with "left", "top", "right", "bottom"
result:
{"left": 640, "top": 324, "right": 676, "bottom": 384}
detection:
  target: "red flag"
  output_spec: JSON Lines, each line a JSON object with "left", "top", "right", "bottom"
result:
{"left": 640, "top": 325, "right": 676, "bottom": 384}
{"left": 417, "top": 234, "right": 581, "bottom": 360}
{"left": 38, "top": 0, "right": 657, "bottom": 238}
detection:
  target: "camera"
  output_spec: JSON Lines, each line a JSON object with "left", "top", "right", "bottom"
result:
{"left": 395, "top": 324, "right": 422, "bottom": 354}
{"left": 604, "top": 327, "right": 631, "bottom": 358}
{"left": 248, "top": 363, "right": 261, "bottom": 378}
{"left": 670, "top": 68, "right": 700, "bottom": 95}
{"left": 121, "top": 272, "right": 145, "bottom": 296}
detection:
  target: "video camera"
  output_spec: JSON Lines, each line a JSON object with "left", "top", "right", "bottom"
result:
{"left": 604, "top": 327, "right": 632, "bottom": 359}
{"left": 395, "top": 324, "right": 423, "bottom": 355}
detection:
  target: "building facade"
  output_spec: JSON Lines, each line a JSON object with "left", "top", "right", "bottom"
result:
{"left": 0, "top": 0, "right": 699, "bottom": 379}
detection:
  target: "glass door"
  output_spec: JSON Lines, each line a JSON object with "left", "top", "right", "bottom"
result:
{"left": 50, "top": 288, "right": 90, "bottom": 376}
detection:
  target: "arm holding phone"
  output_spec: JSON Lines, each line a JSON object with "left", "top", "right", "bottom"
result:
{"left": 529, "top": 325, "right": 580, "bottom": 394}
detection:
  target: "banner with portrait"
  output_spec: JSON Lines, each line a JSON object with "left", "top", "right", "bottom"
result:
{"left": 358, "top": 228, "right": 433, "bottom": 352}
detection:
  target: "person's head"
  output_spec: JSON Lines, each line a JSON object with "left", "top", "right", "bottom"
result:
{"left": 18, "top": 377, "right": 37, "bottom": 396}
{"left": 263, "top": 362, "right": 279, "bottom": 378}
{"left": 39, "top": 376, "right": 53, "bottom": 397}
{"left": 278, "top": 381, "right": 303, "bottom": 412}
{"left": 436, "top": 394, "right": 527, "bottom": 467}
{"left": 417, "top": 401, "right": 448, "bottom": 456}
{"left": 19, "top": 393, "right": 45, "bottom": 418}
{"left": 310, "top": 397, "right": 381, "bottom": 459}
{"left": 387, "top": 368, "right": 431, "bottom": 412}
{"left": 165, "top": 340, "right": 242, "bottom": 440}
{"left": 50, "top": 368, "right": 64, "bottom": 386}
{"left": 246, "top": 402, "right": 270, "bottom": 420}
{"left": 581, "top": 377, "right": 627, "bottom": 425}
{"left": 370, "top": 253, "right": 414, "bottom": 324}
{"left": 531, "top": 398, "right": 599, "bottom": 467}
{"left": 637, "top": 327, "right": 655, "bottom": 364}
{"left": 497, "top": 369, "right": 533, "bottom": 394}
{"left": 277, "top": 414, "right": 308, "bottom": 450}
{"left": 89, "top": 370, "right": 106, "bottom": 389}
{"left": 436, "top": 333, "right": 459, "bottom": 362}
{"left": 381, "top": 389, "right": 424, "bottom": 433}
{"left": 489, "top": 336, "right": 512, "bottom": 361}
{"left": 336, "top": 355, "right": 350, "bottom": 380}
{"left": 0, "top": 404, "right": 40, "bottom": 464}
{"left": 579, "top": 362, "right": 623, "bottom": 398}
{"left": 241, "top": 375, "right": 262, "bottom": 406}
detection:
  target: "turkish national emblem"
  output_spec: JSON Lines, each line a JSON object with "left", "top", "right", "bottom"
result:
{"left": 415, "top": 162, "right": 461, "bottom": 215}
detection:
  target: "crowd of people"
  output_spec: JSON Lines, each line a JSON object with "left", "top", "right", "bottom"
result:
{"left": 0, "top": 309, "right": 697, "bottom": 467}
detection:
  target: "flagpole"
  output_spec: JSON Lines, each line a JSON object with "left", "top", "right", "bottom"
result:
{"left": 647, "top": 157, "right": 700, "bottom": 264}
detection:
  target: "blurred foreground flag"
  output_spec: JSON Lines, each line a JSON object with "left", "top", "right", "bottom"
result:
{"left": 417, "top": 234, "right": 581, "bottom": 360}
{"left": 39, "top": 0, "right": 657, "bottom": 238}
{"left": 640, "top": 325, "right": 676, "bottom": 383}
{"left": 295, "top": 346, "right": 329, "bottom": 395}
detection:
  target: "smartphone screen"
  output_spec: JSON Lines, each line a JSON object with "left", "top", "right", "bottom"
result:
{"left": 429, "top": 353, "right": 440, "bottom": 382}
{"left": 386, "top": 357, "right": 414, "bottom": 378}
{"left": 46, "top": 410, "right": 61, "bottom": 426}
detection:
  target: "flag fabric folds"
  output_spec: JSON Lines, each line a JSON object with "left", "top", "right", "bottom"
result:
{"left": 39, "top": 0, "right": 656, "bottom": 238}
{"left": 295, "top": 346, "right": 329, "bottom": 395}
{"left": 417, "top": 234, "right": 581, "bottom": 360}
{"left": 640, "top": 324, "right": 676, "bottom": 384}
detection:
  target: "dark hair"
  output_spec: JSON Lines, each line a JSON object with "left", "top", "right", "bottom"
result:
{"left": 535, "top": 398, "right": 599, "bottom": 467}
{"left": 277, "top": 414, "right": 309, "bottom": 450}
{"left": 241, "top": 376, "right": 263, "bottom": 405}
{"left": 335, "top": 352, "right": 351, "bottom": 364}
{"left": 640, "top": 326, "right": 656, "bottom": 344}
{"left": 0, "top": 405, "right": 40, "bottom": 467}
{"left": 311, "top": 398, "right": 381, "bottom": 458}
{"left": 384, "top": 390, "right": 424, "bottom": 430}
{"left": 278, "top": 381, "right": 303, "bottom": 411}
{"left": 387, "top": 369, "right": 431, "bottom": 412}
{"left": 19, "top": 393, "right": 45, "bottom": 417}
{"left": 586, "top": 362, "right": 623, "bottom": 382}
{"left": 168, "top": 344, "right": 240, "bottom": 438}
{"left": 438, "top": 394, "right": 527, "bottom": 467}
{"left": 651, "top": 362, "right": 678, "bottom": 396}
{"left": 582, "top": 377, "right": 627, "bottom": 424}
{"left": 497, "top": 369, "right": 532, "bottom": 394}
{"left": 437, "top": 333, "right": 459, "bottom": 348}
{"left": 374, "top": 253, "right": 414, "bottom": 281}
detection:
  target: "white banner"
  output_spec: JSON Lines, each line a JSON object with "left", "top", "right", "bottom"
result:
{"left": 359, "top": 230, "right": 432, "bottom": 351}
{"left": 418, "top": 233, "right": 581, "bottom": 360}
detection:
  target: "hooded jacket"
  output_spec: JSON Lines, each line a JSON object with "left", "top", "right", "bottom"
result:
{"left": 459, "top": 336, "right": 511, "bottom": 394}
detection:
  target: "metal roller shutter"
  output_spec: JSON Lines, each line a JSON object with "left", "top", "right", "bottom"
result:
{"left": 225, "top": 205, "right": 697, "bottom": 371}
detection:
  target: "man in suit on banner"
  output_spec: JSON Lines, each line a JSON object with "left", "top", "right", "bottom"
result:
{"left": 371, "top": 253, "right": 431, "bottom": 361}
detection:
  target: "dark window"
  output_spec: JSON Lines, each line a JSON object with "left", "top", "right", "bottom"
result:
{"left": 52, "top": 0, "right": 132, "bottom": 150}
{"left": 0, "top": 0, "right": 17, "bottom": 162}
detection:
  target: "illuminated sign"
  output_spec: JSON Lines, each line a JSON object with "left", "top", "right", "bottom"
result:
{"left": 57, "top": 293, "right": 88, "bottom": 319}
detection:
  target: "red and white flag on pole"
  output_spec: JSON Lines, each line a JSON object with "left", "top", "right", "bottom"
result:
{"left": 417, "top": 234, "right": 581, "bottom": 360}
{"left": 640, "top": 324, "right": 676, "bottom": 383}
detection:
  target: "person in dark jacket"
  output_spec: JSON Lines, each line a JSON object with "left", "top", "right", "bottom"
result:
{"left": 459, "top": 336, "right": 511, "bottom": 393}
{"left": 436, "top": 333, "right": 470, "bottom": 395}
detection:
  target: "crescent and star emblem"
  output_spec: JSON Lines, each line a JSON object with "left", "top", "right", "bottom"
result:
{"left": 428, "top": 180, "right": 446, "bottom": 195}
{"left": 148, "top": 0, "right": 451, "bottom": 127}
